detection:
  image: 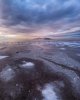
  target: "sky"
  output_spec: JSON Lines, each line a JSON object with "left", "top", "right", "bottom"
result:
{"left": 0, "top": 0, "right": 80, "bottom": 40}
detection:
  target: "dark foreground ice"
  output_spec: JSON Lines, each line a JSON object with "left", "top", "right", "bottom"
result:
{"left": 0, "top": 40, "right": 80, "bottom": 100}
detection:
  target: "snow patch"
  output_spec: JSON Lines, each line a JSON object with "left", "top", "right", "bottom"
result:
{"left": 42, "top": 84, "right": 58, "bottom": 100}
{"left": 0, "top": 56, "right": 8, "bottom": 60}
{"left": 0, "top": 66, "right": 15, "bottom": 82}
{"left": 20, "top": 61, "right": 35, "bottom": 69}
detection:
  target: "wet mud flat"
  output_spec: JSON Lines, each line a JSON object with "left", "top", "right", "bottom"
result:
{"left": 0, "top": 41, "right": 80, "bottom": 100}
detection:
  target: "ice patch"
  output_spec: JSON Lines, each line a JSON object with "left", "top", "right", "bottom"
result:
{"left": 0, "top": 56, "right": 8, "bottom": 60}
{"left": 21, "top": 61, "right": 35, "bottom": 69}
{"left": 42, "top": 41, "right": 80, "bottom": 48}
{"left": 56, "top": 42, "right": 80, "bottom": 47}
{"left": 50, "top": 52, "right": 80, "bottom": 70}
{"left": 42, "top": 84, "right": 58, "bottom": 100}
{"left": 0, "top": 66, "right": 15, "bottom": 82}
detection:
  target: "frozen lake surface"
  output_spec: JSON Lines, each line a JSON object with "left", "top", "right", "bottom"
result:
{"left": 0, "top": 40, "right": 80, "bottom": 100}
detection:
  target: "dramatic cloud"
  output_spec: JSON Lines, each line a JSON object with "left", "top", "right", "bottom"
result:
{"left": 0, "top": 0, "right": 80, "bottom": 36}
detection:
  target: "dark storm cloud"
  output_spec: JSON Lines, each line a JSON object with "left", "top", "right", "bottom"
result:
{"left": 1, "top": 0, "right": 80, "bottom": 34}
